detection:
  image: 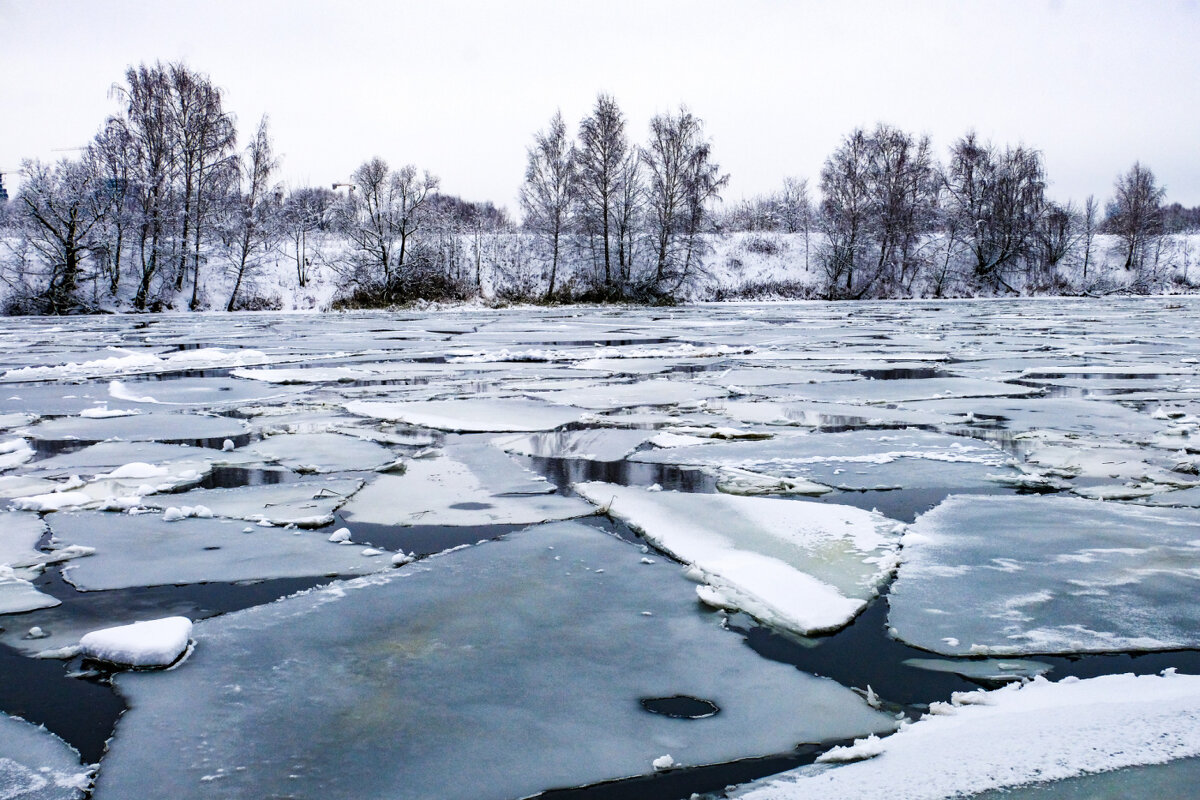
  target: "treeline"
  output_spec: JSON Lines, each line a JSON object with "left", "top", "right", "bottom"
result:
{"left": 716, "top": 125, "right": 1192, "bottom": 299}
{"left": 1, "top": 61, "right": 1197, "bottom": 314}
{"left": 0, "top": 62, "right": 514, "bottom": 314}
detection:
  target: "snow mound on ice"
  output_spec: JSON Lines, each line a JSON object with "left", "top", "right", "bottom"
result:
{"left": 79, "top": 616, "right": 192, "bottom": 668}
{"left": 736, "top": 672, "right": 1200, "bottom": 800}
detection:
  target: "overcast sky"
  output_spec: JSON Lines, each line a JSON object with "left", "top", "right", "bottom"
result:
{"left": 3, "top": 0, "right": 1198, "bottom": 210}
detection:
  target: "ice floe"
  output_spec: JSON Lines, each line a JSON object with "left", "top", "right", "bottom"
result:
{"left": 237, "top": 432, "right": 396, "bottom": 473}
{"left": 139, "top": 479, "right": 363, "bottom": 528}
{"left": 341, "top": 450, "right": 588, "bottom": 527}
{"left": 79, "top": 616, "right": 193, "bottom": 668}
{"left": 345, "top": 398, "right": 588, "bottom": 432}
{"left": 0, "top": 712, "right": 90, "bottom": 799}
{"left": 50, "top": 511, "right": 389, "bottom": 591}
{"left": 92, "top": 522, "right": 895, "bottom": 800}
{"left": 573, "top": 482, "right": 902, "bottom": 635}
{"left": 734, "top": 672, "right": 1200, "bottom": 800}
{"left": 888, "top": 494, "right": 1200, "bottom": 655}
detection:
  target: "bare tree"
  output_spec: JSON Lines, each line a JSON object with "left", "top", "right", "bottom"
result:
{"left": 644, "top": 107, "right": 692, "bottom": 285}
{"left": 867, "top": 124, "right": 938, "bottom": 293}
{"left": 943, "top": 132, "right": 1045, "bottom": 291}
{"left": 166, "top": 63, "right": 237, "bottom": 310}
{"left": 1106, "top": 162, "right": 1166, "bottom": 273}
{"left": 777, "top": 177, "right": 813, "bottom": 270}
{"left": 87, "top": 118, "right": 137, "bottom": 296}
{"left": 520, "top": 110, "right": 575, "bottom": 299}
{"left": 575, "top": 94, "right": 630, "bottom": 290}
{"left": 225, "top": 116, "right": 279, "bottom": 311}
{"left": 13, "top": 158, "right": 112, "bottom": 313}
{"left": 1081, "top": 194, "right": 1099, "bottom": 281}
{"left": 337, "top": 158, "right": 439, "bottom": 293}
{"left": 112, "top": 63, "right": 180, "bottom": 310}
{"left": 819, "top": 128, "right": 873, "bottom": 298}
{"left": 280, "top": 186, "right": 336, "bottom": 288}
{"left": 1032, "top": 200, "right": 1079, "bottom": 286}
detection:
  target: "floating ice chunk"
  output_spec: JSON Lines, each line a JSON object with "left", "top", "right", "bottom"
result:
{"left": 889, "top": 495, "right": 1200, "bottom": 655}
{"left": 652, "top": 754, "right": 678, "bottom": 771}
{"left": 816, "top": 734, "right": 886, "bottom": 764}
{"left": 0, "top": 711, "right": 90, "bottom": 799}
{"left": 573, "top": 482, "right": 902, "bottom": 635}
{"left": 162, "top": 506, "right": 213, "bottom": 522}
{"left": 528, "top": 378, "right": 727, "bottom": 411}
{"left": 631, "top": 429, "right": 1015, "bottom": 492}
{"left": 761, "top": 377, "right": 1041, "bottom": 405}
{"left": 0, "top": 566, "right": 61, "bottom": 614}
{"left": 22, "top": 413, "right": 248, "bottom": 446}
{"left": 79, "top": 616, "right": 192, "bottom": 668}
{"left": 100, "top": 462, "right": 168, "bottom": 480}
{"left": 1141, "top": 485, "right": 1200, "bottom": 507}
{"left": 328, "top": 527, "right": 352, "bottom": 543}
{"left": 0, "top": 412, "right": 37, "bottom": 429}
{"left": 231, "top": 366, "right": 365, "bottom": 384}
{"left": 0, "top": 513, "right": 49, "bottom": 571}
{"left": 94, "top": 522, "right": 894, "bottom": 800}
{"left": 141, "top": 479, "right": 363, "bottom": 528}
{"left": 733, "top": 673, "right": 1200, "bottom": 800}
{"left": 0, "top": 437, "right": 35, "bottom": 471}
{"left": 79, "top": 406, "right": 140, "bottom": 419}
{"left": 1071, "top": 483, "right": 1160, "bottom": 501}
{"left": 345, "top": 399, "right": 588, "bottom": 432}
{"left": 0, "top": 475, "right": 62, "bottom": 499}
{"left": 715, "top": 467, "right": 833, "bottom": 497}
{"left": 239, "top": 432, "right": 395, "bottom": 473}
{"left": 11, "top": 491, "right": 93, "bottom": 513}
{"left": 902, "top": 658, "right": 1053, "bottom": 682}
{"left": 493, "top": 429, "right": 655, "bottom": 462}
{"left": 341, "top": 452, "right": 590, "bottom": 527}
{"left": 51, "top": 512, "right": 389, "bottom": 591}
{"left": 108, "top": 380, "right": 159, "bottom": 404}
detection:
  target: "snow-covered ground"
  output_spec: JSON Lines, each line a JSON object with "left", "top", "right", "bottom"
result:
{"left": 1, "top": 298, "right": 1198, "bottom": 798}
{"left": 3, "top": 230, "right": 1199, "bottom": 311}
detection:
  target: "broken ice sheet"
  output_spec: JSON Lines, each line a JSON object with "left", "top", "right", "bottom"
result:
{"left": 22, "top": 441, "right": 247, "bottom": 478}
{"left": 20, "top": 412, "right": 248, "bottom": 445}
{"left": 528, "top": 378, "right": 726, "bottom": 410}
{"left": 109, "top": 376, "right": 309, "bottom": 408}
{"left": 51, "top": 511, "right": 389, "bottom": 591}
{"left": 715, "top": 399, "right": 953, "bottom": 428}
{"left": 0, "top": 437, "right": 34, "bottom": 470}
{"left": 0, "top": 566, "right": 61, "bottom": 615}
{"left": 138, "top": 478, "right": 364, "bottom": 527}
{"left": 0, "top": 711, "right": 90, "bottom": 799}
{"left": 902, "top": 657, "right": 1053, "bottom": 682}
{"left": 764, "top": 377, "right": 1041, "bottom": 405}
{"left": 630, "top": 429, "right": 1018, "bottom": 491}
{"left": 732, "top": 672, "right": 1200, "bottom": 800}
{"left": 344, "top": 398, "right": 588, "bottom": 432}
{"left": 888, "top": 494, "right": 1200, "bottom": 655}
{"left": 237, "top": 432, "right": 395, "bottom": 473}
{"left": 969, "top": 756, "right": 1200, "bottom": 800}
{"left": 0, "top": 512, "right": 48, "bottom": 570}
{"left": 573, "top": 482, "right": 902, "bottom": 635}
{"left": 93, "top": 522, "right": 896, "bottom": 800}
{"left": 905, "top": 396, "right": 1167, "bottom": 439}
{"left": 493, "top": 428, "right": 656, "bottom": 462}
{"left": 340, "top": 448, "right": 589, "bottom": 527}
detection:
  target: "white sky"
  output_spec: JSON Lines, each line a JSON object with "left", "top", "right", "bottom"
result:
{"left": 3, "top": 0, "right": 1199, "bottom": 210}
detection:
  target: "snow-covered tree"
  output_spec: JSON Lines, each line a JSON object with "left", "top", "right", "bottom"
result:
{"left": 1107, "top": 162, "right": 1165, "bottom": 273}
{"left": 520, "top": 110, "right": 575, "bottom": 299}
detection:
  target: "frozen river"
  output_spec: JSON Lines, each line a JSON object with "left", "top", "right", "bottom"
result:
{"left": 2, "top": 298, "right": 1200, "bottom": 799}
